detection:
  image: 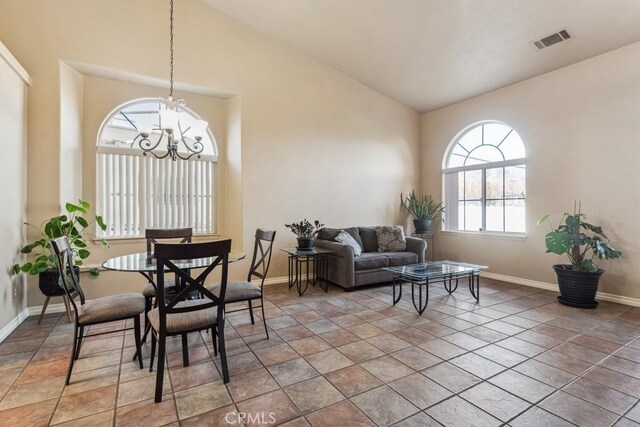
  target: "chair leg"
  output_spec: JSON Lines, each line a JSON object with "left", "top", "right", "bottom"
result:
{"left": 38, "top": 296, "right": 51, "bottom": 325}
{"left": 134, "top": 316, "right": 143, "bottom": 369}
{"left": 74, "top": 326, "right": 84, "bottom": 360}
{"left": 260, "top": 296, "right": 269, "bottom": 339}
{"left": 248, "top": 300, "right": 255, "bottom": 324}
{"left": 66, "top": 324, "right": 79, "bottom": 385}
{"left": 155, "top": 333, "right": 166, "bottom": 403}
{"left": 62, "top": 295, "right": 72, "bottom": 322}
{"left": 218, "top": 322, "right": 229, "bottom": 383}
{"left": 181, "top": 333, "right": 189, "bottom": 367}
{"left": 212, "top": 326, "right": 218, "bottom": 356}
{"left": 149, "top": 332, "right": 156, "bottom": 372}
{"left": 143, "top": 297, "right": 151, "bottom": 343}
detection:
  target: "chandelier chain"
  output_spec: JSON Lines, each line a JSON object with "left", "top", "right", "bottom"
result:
{"left": 169, "top": 0, "right": 174, "bottom": 97}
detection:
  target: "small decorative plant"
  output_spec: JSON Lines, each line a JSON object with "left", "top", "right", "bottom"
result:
{"left": 13, "top": 200, "right": 109, "bottom": 277}
{"left": 537, "top": 208, "right": 622, "bottom": 272}
{"left": 285, "top": 219, "right": 325, "bottom": 239}
{"left": 400, "top": 191, "right": 444, "bottom": 220}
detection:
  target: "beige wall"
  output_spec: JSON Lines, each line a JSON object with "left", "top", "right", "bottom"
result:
{"left": 59, "top": 62, "right": 84, "bottom": 205}
{"left": 422, "top": 42, "right": 640, "bottom": 299}
{"left": 0, "top": 43, "right": 29, "bottom": 331}
{"left": 0, "top": 0, "right": 420, "bottom": 307}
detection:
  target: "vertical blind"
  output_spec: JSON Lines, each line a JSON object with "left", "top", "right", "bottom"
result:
{"left": 98, "top": 153, "right": 214, "bottom": 238}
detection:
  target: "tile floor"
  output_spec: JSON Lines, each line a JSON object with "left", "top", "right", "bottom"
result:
{"left": 1, "top": 279, "right": 640, "bottom": 426}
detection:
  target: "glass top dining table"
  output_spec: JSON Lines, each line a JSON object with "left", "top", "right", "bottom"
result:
{"left": 102, "top": 250, "right": 246, "bottom": 273}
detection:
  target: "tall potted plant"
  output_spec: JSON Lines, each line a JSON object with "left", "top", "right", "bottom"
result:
{"left": 13, "top": 200, "right": 108, "bottom": 294}
{"left": 285, "top": 219, "right": 324, "bottom": 250}
{"left": 538, "top": 206, "right": 622, "bottom": 308}
{"left": 400, "top": 191, "right": 445, "bottom": 233}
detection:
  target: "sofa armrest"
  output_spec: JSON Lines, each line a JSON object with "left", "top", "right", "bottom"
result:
{"left": 405, "top": 236, "right": 427, "bottom": 262}
{"left": 313, "top": 239, "right": 356, "bottom": 288}
{"left": 314, "top": 239, "right": 354, "bottom": 260}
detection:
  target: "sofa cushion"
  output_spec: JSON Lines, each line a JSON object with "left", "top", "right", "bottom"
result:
{"left": 381, "top": 252, "right": 418, "bottom": 267}
{"left": 335, "top": 230, "right": 362, "bottom": 257}
{"left": 354, "top": 253, "right": 389, "bottom": 271}
{"left": 377, "top": 225, "right": 407, "bottom": 252}
{"left": 359, "top": 227, "right": 379, "bottom": 253}
{"left": 317, "top": 227, "right": 363, "bottom": 248}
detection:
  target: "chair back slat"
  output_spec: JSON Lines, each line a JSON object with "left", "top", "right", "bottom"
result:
{"left": 247, "top": 229, "right": 276, "bottom": 287}
{"left": 154, "top": 240, "right": 231, "bottom": 326}
{"left": 49, "top": 236, "right": 85, "bottom": 316}
{"left": 146, "top": 228, "right": 193, "bottom": 253}
{"left": 145, "top": 228, "right": 193, "bottom": 287}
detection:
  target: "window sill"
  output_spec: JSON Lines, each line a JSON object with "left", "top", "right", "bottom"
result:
{"left": 92, "top": 233, "right": 222, "bottom": 245}
{"left": 440, "top": 230, "right": 527, "bottom": 241}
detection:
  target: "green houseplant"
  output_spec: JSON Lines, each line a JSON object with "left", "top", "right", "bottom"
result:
{"left": 400, "top": 191, "right": 445, "bottom": 232}
{"left": 13, "top": 200, "right": 108, "bottom": 295}
{"left": 285, "top": 219, "right": 325, "bottom": 250}
{"left": 537, "top": 206, "right": 622, "bottom": 308}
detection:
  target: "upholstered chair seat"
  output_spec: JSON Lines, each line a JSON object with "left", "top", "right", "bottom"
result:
{"left": 148, "top": 299, "right": 218, "bottom": 334}
{"left": 208, "top": 281, "right": 262, "bottom": 303}
{"left": 77, "top": 293, "right": 146, "bottom": 325}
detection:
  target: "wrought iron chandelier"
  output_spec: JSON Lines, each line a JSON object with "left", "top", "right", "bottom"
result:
{"left": 132, "top": 0, "right": 208, "bottom": 161}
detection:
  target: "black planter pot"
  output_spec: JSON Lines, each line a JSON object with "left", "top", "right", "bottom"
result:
{"left": 39, "top": 267, "right": 77, "bottom": 297}
{"left": 413, "top": 219, "right": 432, "bottom": 233}
{"left": 297, "top": 238, "right": 314, "bottom": 251}
{"left": 553, "top": 264, "right": 603, "bottom": 309}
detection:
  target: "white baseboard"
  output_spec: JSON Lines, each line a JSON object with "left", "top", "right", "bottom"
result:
{"left": 0, "top": 308, "right": 29, "bottom": 343}
{"left": 27, "top": 302, "right": 67, "bottom": 316}
{"left": 481, "top": 271, "right": 640, "bottom": 307}
{"left": 262, "top": 275, "right": 299, "bottom": 286}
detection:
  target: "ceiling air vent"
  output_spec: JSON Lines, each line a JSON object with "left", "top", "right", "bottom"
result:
{"left": 532, "top": 29, "right": 571, "bottom": 50}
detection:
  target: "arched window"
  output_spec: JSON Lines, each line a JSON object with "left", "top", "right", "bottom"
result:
{"left": 443, "top": 121, "right": 526, "bottom": 234}
{"left": 97, "top": 98, "right": 217, "bottom": 238}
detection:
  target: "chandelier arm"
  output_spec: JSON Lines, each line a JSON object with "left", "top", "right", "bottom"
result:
{"left": 180, "top": 139, "right": 205, "bottom": 155}
{"left": 176, "top": 122, "right": 204, "bottom": 155}
{"left": 175, "top": 151, "right": 202, "bottom": 161}
{"left": 137, "top": 129, "right": 166, "bottom": 153}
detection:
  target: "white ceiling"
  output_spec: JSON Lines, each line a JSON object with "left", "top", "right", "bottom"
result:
{"left": 201, "top": 0, "right": 640, "bottom": 113}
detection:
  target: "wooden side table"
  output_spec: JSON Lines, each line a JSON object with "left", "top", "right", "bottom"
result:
{"left": 412, "top": 232, "right": 435, "bottom": 261}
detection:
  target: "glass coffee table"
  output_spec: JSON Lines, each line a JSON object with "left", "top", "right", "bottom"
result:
{"left": 383, "top": 261, "right": 488, "bottom": 315}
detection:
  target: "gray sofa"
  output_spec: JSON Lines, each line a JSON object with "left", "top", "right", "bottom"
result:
{"left": 314, "top": 226, "right": 427, "bottom": 290}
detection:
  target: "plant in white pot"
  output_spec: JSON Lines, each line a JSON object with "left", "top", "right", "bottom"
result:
{"left": 538, "top": 206, "right": 622, "bottom": 308}
{"left": 400, "top": 191, "right": 444, "bottom": 233}
{"left": 285, "top": 219, "right": 324, "bottom": 250}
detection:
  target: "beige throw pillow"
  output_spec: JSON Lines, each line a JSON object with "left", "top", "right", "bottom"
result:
{"left": 335, "top": 230, "right": 363, "bottom": 257}
{"left": 376, "top": 226, "right": 407, "bottom": 252}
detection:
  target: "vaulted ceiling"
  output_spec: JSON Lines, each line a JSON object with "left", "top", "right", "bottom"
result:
{"left": 201, "top": 0, "right": 640, "bottom": 112}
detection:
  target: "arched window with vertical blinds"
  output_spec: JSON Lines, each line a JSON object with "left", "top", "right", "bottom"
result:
{"left": 442, "top": 121, "right": 526, "bottom": 234}
{"left": 96, "top": 98, "right": 217, "bottom": 238}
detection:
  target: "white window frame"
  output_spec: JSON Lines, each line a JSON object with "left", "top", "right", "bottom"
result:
{"left": 442, "top": 121, "right": 526, "bottom": 236}
{"left": 96, "top": 98, "right": 218, "bottom": 239}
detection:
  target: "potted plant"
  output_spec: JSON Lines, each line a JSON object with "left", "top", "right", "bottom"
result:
{"left": 13, "top": 200, "right": 108, "bottom": 295}
{"left": 537, "top": 206, "right": 622, "bottom": 308}
{"left": 285, "top": 219, "right": 324, "bottom": 250}
{"left": 400, "top": 191, "right": 445, "bottom": 233}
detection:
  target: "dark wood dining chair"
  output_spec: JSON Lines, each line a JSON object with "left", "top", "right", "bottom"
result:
{"left": 142, "top": 228, "right": 193, "bottom": 331}
{"left": 208, "top": 229, "right": 275, "bottom": 339}
{"left": 50, "top": 236, "right": 146, "bottom": 385}
{"left": 148, "top": 239, "right": 231, "bottom": 403}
